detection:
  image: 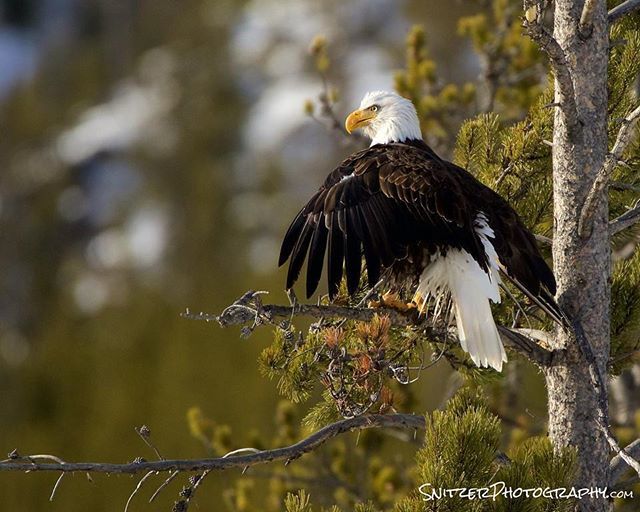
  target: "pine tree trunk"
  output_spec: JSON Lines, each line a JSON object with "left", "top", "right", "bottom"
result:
{"left": 544, "top": 1, "right": 611, "bottom": 511}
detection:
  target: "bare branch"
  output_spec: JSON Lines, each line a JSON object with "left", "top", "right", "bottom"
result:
{"left": 610, "top": 201, "right": 640, "bottom": 235}
{"left": 610, "top": 439, "right": 640, "bottom": 485}
{"left": 606, "top": 437, "right": 640, "bottom": 483}
{"left": 523, "top": 2, "right": 580, "bottom": 135}
{"left": 0, "top": 414, "right": 426, "bottom": 475}
{"left": 579, "top": 0, "right": 599, "bottom": 38}
{"left": 580, "top": 105, "right": 640, "bottom": 238}
{"left": 534, "top": 233, "right": 553, "bottom": 246}
{"left": 571, "top": 321, "right": 640, "bottom": 481}
{"left": 608, "top": 0, "right": 640, "bottom": 23}
{"left": 188, "top": 290, "right": 563, "bottom": 367}
{"left": 610, "top": 181, "right": 640, "bottom": 193}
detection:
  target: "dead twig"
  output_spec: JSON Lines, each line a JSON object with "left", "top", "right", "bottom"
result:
{"left": 49, "top": 473, "right": 66, "bottom": 501}
{"left": 580, "top": 105, "right": 640, "bottom": 238}
{"left": 149, "top": 470, "right": 179, "bottom": 503}
{"left": 124, "top": 470, "right": 155, "bottom": 512}
{"left": 608, "top": 0, "right": 640, "bottom": 23}
{"left": 135, "top": 425, "right": 164, "bottom": 461}
{"left": 610, "top": 439, "right": 640, "bottom": 485}
{"left": 610, "top": 200, "right": 640, "bottom": 235}
{"left": 174, "top": 470, "right": 210, "bottom": 512}
{"left": 534, "top": 233, "right": 553, "bottom": 246}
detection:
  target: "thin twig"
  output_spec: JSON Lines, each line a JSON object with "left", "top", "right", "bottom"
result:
{"left": 608, "top": 0, "right": 640, "bottom": 23}
{"left": 124, "top": 470, "right": 155, "bottom": 512}
{"left": 580, "top": 105, "right": 640, "bottom": 238}
{"left": 135, "top": 425, "right": 164, "bottom": 461}
{"left": 313, "top": 68, "right": 365, "bottom": 146}
{"left": 149, "top": 470, "right": 179, "bottom": 503}
{"left": 180, "top": 469, "right": 210, "bottom": 511}
{"left": 494, "top": 163, "right": 513, "bottom": 188}
{"left": 0, "top": 414, "right": 426, "bottom": 475}
{"left": 49, "top": 473, "right": 66, "bottom": 501}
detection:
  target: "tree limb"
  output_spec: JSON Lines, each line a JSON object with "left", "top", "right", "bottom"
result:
{"left": 608, "top": 0, "right": 640, "bottom": 23}
{"left": 609, "top": 439, "right": 640, "bottom": 485}
{"left": 0, "top": 414, "right": 425, "bottom": 475}
{"left": 610, "top": 201, "right": 640, "bottom": 235}
{"left": 580, "top": 104, "right": 640, "bottom": 238}
{"left": 610, "top": 181, "right": 640, "bottom": 193}
{"left": 187, "top": 290, "right": 563, "bottom": 367}
{"left": 571, "top": 320, "right": 640, "bottom": 481}
{"left": 534, "top": 233, "right": 553, "bottom": 246}
{"left": 523, "top": 2, "right": 580, "bottom": 135}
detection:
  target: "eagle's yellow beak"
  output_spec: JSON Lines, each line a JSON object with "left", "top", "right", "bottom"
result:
{"left": 345, "top": 108, "right": 376, "bottom": 134}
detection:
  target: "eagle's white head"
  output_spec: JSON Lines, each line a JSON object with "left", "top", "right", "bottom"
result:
{"left": 345, "top": 91, "right": 422, "bottom": 146}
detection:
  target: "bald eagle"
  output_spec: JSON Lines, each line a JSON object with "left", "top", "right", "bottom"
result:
{"left": 279, "top": 91, "right": 559, "bottom": 371}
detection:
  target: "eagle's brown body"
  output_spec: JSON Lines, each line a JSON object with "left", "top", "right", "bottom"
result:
{"left": 280, "top": 139, "right": 556, "bottom": 309}
{"left": 279, "top": 91, "right": 559, "bottom": 371}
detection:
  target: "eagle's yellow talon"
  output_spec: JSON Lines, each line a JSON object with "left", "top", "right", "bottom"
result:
{"left": 369, "top": 292, "right": 416, "bottom": 312}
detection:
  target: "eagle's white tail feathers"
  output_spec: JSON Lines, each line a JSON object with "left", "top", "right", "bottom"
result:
{"left": 414, "top": 214, "right": 507, "bottom": 371}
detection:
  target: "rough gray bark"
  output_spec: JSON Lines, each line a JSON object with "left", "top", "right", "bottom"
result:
{"left": 544, "top": 1, "right": 611, "bottom": 510}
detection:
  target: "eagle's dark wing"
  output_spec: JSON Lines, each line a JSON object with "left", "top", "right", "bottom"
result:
{"left": 279, "top": 141, "right": 557, "bottom": 313}
{"left": 439, "top": 160, "right": 561, "bottom": 323}
{"left": 438, "top": 161, "right": 556, "bottom": 293}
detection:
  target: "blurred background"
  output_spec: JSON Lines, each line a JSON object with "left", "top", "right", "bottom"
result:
{"left": 0, "top": 0, "right": 551, "bottom": 509}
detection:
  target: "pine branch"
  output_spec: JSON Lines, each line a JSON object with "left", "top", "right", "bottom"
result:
{"left": 610, "top": 201, "right": 640, "bottom": 235}
{"left": 187, "top": 290, "right": 564, "bottom": 367}
{"left": 523, "top": 1, "right": 580, "bottom": 135}
{"left": 0, "top": 414, "right": 425, "bottom": 475}
{"left": 608, "top": 0, "right": 640, "bottom": 23}
{"left": 580, "top": 105, "right": 640, "bottom": 238}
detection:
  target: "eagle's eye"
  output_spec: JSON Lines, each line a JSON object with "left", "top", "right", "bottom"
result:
{"left": 369, "top": 105, "right": 379, "bottom": 112}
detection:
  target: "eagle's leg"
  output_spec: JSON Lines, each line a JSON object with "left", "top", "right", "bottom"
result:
{"left": 368, "top": 291, "right": 417, "bottom": 313}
